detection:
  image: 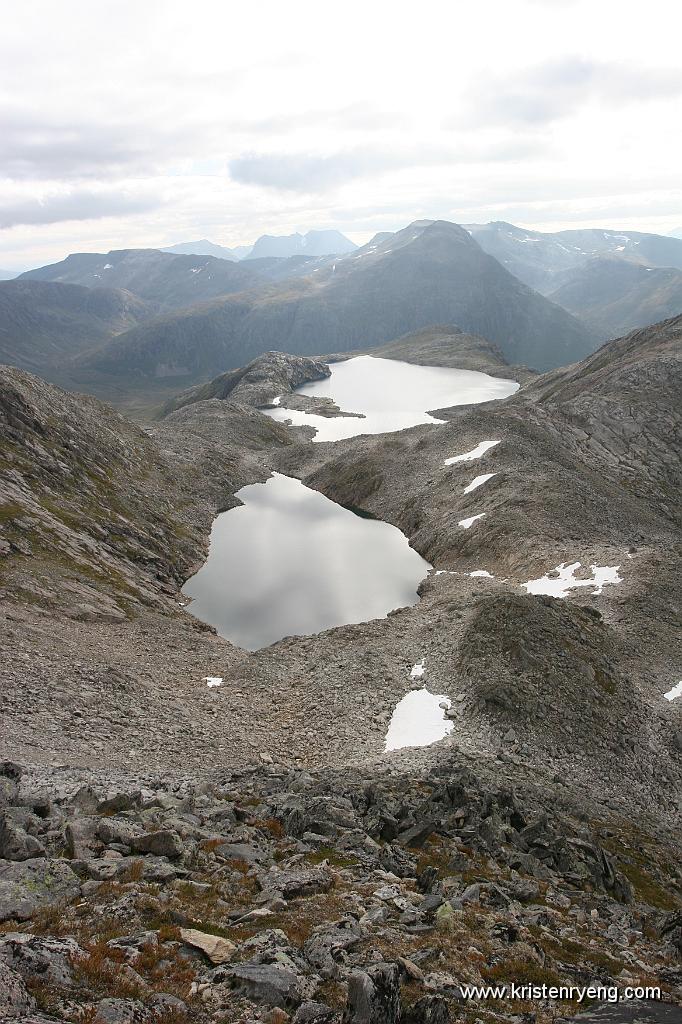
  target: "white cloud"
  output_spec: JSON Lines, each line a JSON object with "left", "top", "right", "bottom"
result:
{"left": 1, "top": 0, "right": 681, "bottom": 267}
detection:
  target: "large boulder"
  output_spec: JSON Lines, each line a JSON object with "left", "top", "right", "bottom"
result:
{"left": 0, "top": 763, "right": 22, "bottom": 809}
{"left": 129, "top": 830, "right": 184, "bottom": 859}
{"left": 226, "top": 961, "right": 315, "bottom": 1008}
{"left": 0, "top": 811, "right": 46, "bottom": 861}
{"left": 343, "top": 962, "right": 402, "bottom": 1023}
{"left": 0, "top": 933, "right": 82, "bottom": 987}
{"left": 0, "top": 858, "right": 80, "bottom": 921}
{"left": 0, "top": 959, "right": 36, "bottom": 1018}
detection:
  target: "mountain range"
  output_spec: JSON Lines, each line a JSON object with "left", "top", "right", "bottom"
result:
{"left": 19, "top": 246, "right": 326, "bottom": 313}
{"left": 4, "top": 217, "right": 682, "bottom": 409}
{"left": 467, "top": 220, "right": 682, "bottom": 294}
{"left": 70, "top": 220, "right": 593, "bottom": 396}
{"left": 161, "top": 228, "right": 357, "bottom": 261}
{"left": 547, "top": 256, "right": 682, "bottom": 339}
{"left": 161, "top": 238, "right": 252, "bottom": 260}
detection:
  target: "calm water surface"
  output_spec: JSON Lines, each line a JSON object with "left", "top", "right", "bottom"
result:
{"left": 263, "top": 355, "right": 518, "bottom": 441}
{"left": 184, "top": 358, "right": 518, "bottom": 650}
{"left": 182, "top": 473, "right": 430, "bottom": 650}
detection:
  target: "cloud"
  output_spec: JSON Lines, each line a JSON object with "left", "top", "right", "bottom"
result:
{"left": 0, "top": 188, "right": 166, "bottom": 229}
{"left": 0, "top": 105, "right": 205, "bottom": 181}
{"left": 229, "top": 137, "right": 549, "bottom": 192}
{"left": 467, "top": 57, "right": 682, "bottom": 127}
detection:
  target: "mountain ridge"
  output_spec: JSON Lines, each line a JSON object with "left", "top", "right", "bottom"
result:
{"left": 547, "top": 256, "right": 682, "bottom": 339}
{"left": 0, "top": 279, "right": 155, "bottom": 379}
{"left": 467, "top": 220, "right": 682, "bottom": 294}
{"left": 70, "top": 220, "right": 595, "bottom": 398}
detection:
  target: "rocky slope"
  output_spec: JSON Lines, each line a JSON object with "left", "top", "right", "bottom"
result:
{"left": 70, "top": 221, "right": 595, "bottom": 402}
{"left": 0, "top": 757, "right": 680, "bottom": 1024}
{"left": 0, "top": 361, "right": 298, "bottom": 619}
{"left": 547, "top": 259, "right": 682, "bottom": 340}
{"left": 0, "top": 280, "right": 154, "bottom": 379}
{"left": 1, "top": 320, "right": 680, "bottom": 1021}
{"left": 161, "top": 353, "right": 332, "bottom": 417}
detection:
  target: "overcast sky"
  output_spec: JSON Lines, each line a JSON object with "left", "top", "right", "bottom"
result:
{"left": 1, "top": 0, "right": 681, "bottom": 268}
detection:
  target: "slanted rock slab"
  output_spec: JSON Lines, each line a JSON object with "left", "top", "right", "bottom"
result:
{"left": 179, "top": 927, "right": 236, "bottom": 964}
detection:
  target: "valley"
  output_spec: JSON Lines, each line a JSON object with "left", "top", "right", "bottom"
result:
{"left": 3, "top": 10, "right": 682, "bottom": 1020}
{"left": 1, "top": 248, "right": 681, "bottom": 1024}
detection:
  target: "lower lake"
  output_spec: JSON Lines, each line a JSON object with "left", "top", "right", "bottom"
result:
{"left": 182, "top": 473, "right": 431, "bottom": 650}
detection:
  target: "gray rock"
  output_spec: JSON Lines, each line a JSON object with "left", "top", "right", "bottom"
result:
{"left": 0, "top": 811, "right": 46, "bottom": 862}
{"left": 227, "top": 962, "right": 314, "bottom": 1008}
{"left": 293, "top": 1002, "right": 338, "bottom": 1022}
{"left": 342, "top": 962, "right": 401, "bottom": 1024}
{"left": 97, "top": 818, "right": 142, "bottom": 847}
{"left": 130, "top": 829, "right": 184, "bottom": 859}
{"left": 0, "top": 933, "right": 82, "bottom": 987}
{"left": 97, "top": 792, "right": 141, "bottom": 815}
{"left": 0, "top": 763, "right": 22, "bottom": 810}
{"left": 65, "top": 817, "right": 100, "bottom": 859}
{"left": 148, "top": 993, "right": 187, "bottom": 1014}
{"left": 264, "top": 865, "right": 333, "bottom": 899}
{"left": 404, "top": 995, "right": 450, "bottom": 1023}
{"left": 92, "top": 997, "right": 149, "bottom": 1023}
{"left": 0, "top": 858, "right": 80, "bottom": 921}
{"left": 0, "top": 960, "right": 36, "bottom": 1017}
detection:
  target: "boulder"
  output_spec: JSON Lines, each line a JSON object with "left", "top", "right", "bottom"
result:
{"left": 0, "top": 933, "right": 82, "bottom": 987}
{"left": 343, "top": 962, "right": 401, "bottom": 1023}
{"left": 0, "top": 812, "right": 46, "bottom": 861}
{"left": 0, "top": 762, "right": 22, "bottom": 809}
{"left": 0, "top": 858, "right": 80, "bottom": 921}
{"left": 92, "top": 997, "right": 149, "bottom": 1023}
{"left": 264, "top": 865, "right": 333, "bottom": 900}
{"left": 0, "top": 960, "right": 36, "bottom": 1018}
{"left": 227, "top": 961, "right": 314, "bottom": 1008}
{"left": 293, "top": 1003, "right": 338, "bottom": 1023}
{"left": 130, "top": 830, "right": 184, "bottom": 859}
{"left": 404, "top": 996, "right": 450, "bottom": 1023}
{"left": 179, "top": 927, "right": 236, "bottom": 964}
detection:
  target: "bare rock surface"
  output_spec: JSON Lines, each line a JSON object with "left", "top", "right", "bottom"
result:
{"left": 1, "top": 318, "right": 681, "bottom": 1021}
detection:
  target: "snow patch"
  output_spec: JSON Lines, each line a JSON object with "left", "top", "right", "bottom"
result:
{"left": 385, "top": 689, "right": 453, "bottom": 751}
{"left": 445, "top": 440, "right": 500, "bottom": 465}
{"left": 524, "top": 562, "right": 622, "bottom": 598}
{"left": 664, "top": 681, "right": 682, "bottom": 702}
{"left": 205, "top": 676, "right": 222, "bottom": 688}
{"left": 469, "top": 569, "right": 493, "bottom": 578}
{"left": 410, "top": 659, "right": 426, "bottom": 679}
{"left": 103, "top": 263, "right": 113, "bottom": 270}
{"left": 458, "top": 513, "right": 486, "bottom": 529}
{"left": 464, "top": 473, "right": 496, "bottom": 494}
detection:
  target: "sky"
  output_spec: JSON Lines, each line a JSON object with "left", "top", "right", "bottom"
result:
{"left": 1, "top": 0, "right": 681, "bottom": 269}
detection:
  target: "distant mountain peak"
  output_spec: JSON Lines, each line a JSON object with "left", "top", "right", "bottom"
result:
{"left": 248, "top": 229, "right": 357, "bottom": 260}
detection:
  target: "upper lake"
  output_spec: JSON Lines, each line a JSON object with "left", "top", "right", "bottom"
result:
{"left": 263, "top": 354, "right": 519, "bottom": 441}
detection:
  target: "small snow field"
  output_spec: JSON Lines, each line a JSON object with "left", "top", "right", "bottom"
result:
{"left": 524, "top": 562, "right": 622, "bottom": 599}
{"left": 464, "top": 473, "right": 496, "bottom": 494}
{"left": 384, "top": 689, "right": 453, "bottom": 751}
{"left": 458, "top": 513, "right": 486, "bottom": 529}
{"left": 445, "top": 440, "right": 501, "bottom": 465}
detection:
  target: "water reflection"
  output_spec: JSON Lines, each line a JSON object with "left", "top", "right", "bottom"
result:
{"left": 264, "top": 355, "right": 518, "bottom": 441}
{"left": 182, "top": 473, "right": 430, "bottom": 650}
